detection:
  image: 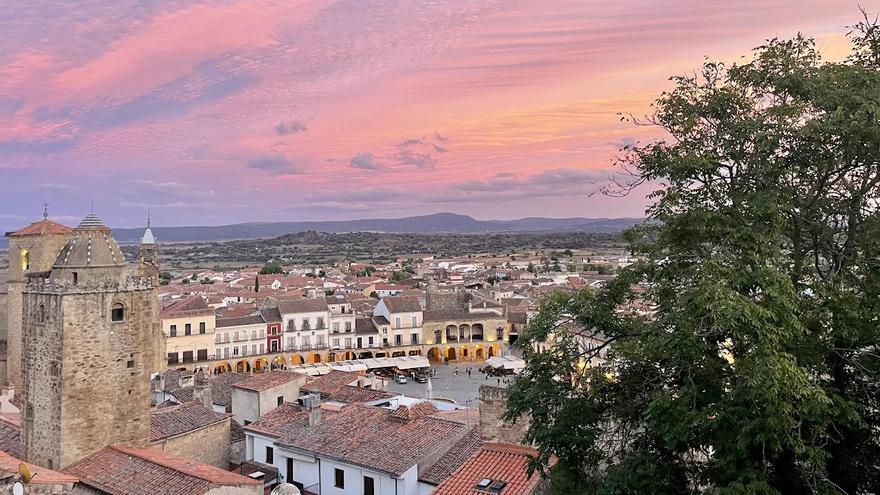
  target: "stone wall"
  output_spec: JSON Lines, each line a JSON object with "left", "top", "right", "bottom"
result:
{"left": 22, "top": 280, "right": 160, "bottom": 469}
{"left": 151, "top": 419, "right": 231, "bottom": 468}
{"left": 478, "top": 385, "right": 529, "bottom": 444}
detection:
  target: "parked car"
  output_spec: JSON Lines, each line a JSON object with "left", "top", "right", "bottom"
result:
{"left": 395, "top": 375, "right": 408, "bottom": 384}
{"left": 414, "top": 374, "right": 428, "bottom": 383}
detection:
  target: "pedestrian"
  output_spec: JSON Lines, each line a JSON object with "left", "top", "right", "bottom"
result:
{"left": 497, "top": 378, "right": 500, "bottom": 386}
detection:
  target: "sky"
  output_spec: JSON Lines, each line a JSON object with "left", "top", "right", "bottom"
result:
{"left": 0, "top": 0, "right": 873, "bottom": 230}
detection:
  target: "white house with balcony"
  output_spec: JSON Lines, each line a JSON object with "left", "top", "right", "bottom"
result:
{"left": 373, "top": 296, "right": 423, "bottom": 348}
{"left": 278, "top": 298, "right": 332, "bottom": 352}
{"left": 215, "top": 314, "right": 267, "bottom": 360}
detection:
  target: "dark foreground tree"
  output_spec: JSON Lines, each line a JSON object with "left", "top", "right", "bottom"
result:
{"left": 507, "top": 17, "right": 880, "bottom": 495}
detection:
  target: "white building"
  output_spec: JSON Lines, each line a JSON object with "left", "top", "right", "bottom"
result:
{"left": 278, "top": 298, "right": 332, "bottom": 352}
{"left": 373, "top": 296, "right": 423, "bottom": 347}
{"left": 215, "top": 314, "right": 267, "bottom": 360}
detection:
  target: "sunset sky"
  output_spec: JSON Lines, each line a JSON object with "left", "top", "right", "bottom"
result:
{"left": 0, "top": 0, "right": 872, "bottom": 230}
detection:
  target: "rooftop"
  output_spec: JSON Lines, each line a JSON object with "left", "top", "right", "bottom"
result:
{"left": 160, "top": 296, "right": 214, "bottom": 319}
{"left": 0, "top": 450, "right": 78, "bottom": 486}
{"left": 0, "top": 416, "right": 21, "bottom": 458}
{"left": 232, "top": 371, "right": 304, "bottom": 392}
{"left": 277, "top": 297, "right": 329, "bottom": 315}
{"left": 216, "top": 314, "right": 265, "bottom": 328}
{"left": 380, "top": 295, "right": 422, "bottom": 313}
{"left": 65, "top": 445, "right": 261, "bottom": 495}
{"left": 245, "top": 402, "right": 471, "bottom": 476}
{"left": 6, "top": 218, "right": 72, "bottom": 237}
{"left": 419, "top": 426, "right": 483, "bottom": 486}
{"left": 301, "top": 371, "right": 396, "bottom": 403}
{"left": 431, "top": 443, "right": 544, "bottom": 495}
{"left": 150, "top": 401, "right": 231, "bottom": 442}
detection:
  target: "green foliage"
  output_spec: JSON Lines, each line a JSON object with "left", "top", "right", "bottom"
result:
{"left": 508, "top": 20, "right": 880, "bottom": 495}
{"left": 369, "top": 291, "right": 379, "bottom": 299}
{"left": 391, "top": 270, "right": 412, "bottom": 281}
{"left": 259, "top": 261, "right": 284, "bottom": 275}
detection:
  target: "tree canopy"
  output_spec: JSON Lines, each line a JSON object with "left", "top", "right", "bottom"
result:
{"left": 508, "top": 18, "right": 880, "bottom": 495}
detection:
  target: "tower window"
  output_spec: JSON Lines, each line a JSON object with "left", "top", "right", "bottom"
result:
{"left": 39, "top": 304, "right": 45, "bottom": 323}
{"left": 72, "top": 272, "right": 78, "bottom": 285}
{"left": 111, "top": 303, "right": 125, "bottom": 322}
{"left": 20, "top": 249, "right": 29, "bottom": 271}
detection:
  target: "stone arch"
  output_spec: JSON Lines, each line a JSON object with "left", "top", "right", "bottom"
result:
{"left": 253, "top": 358, "right": 269, "bottom": 372}
{"left": 375, "top": 351, "right": 388, "bottom": 358}
{"left": 341, "top": 351, "right": 356, "bottom": 361}
{"left": 271, "top": 356, "right": 286, "bottom": 370}
{"left": 234, "top": 360, "right": 251, "bottom": 373}
{"left": 472, "top": 323, "right": 484, "bottom": 341}
{"left": 110, "top": 301, "right": 125, "bottom": 322}
{"left": 307, "top": 353, "right": 322, "bottom": 364}
{"left": 408, "top": 349, "right": 421, "bottom": 356}
{"left": 445, "top": 325, "right": 458, "bottom": 343}
{"left": 290, "top": 354, "right": 305, "bottom": 365}
{"left": 433, "top": 328, "right": 442, "bottom": 344}
{"left": 461, "top": 346, "right": 470, "bottom": 359}
{"left": 391, "top": 351, "right": 406, "bottom": 358}
{"left": 475, "top": 345, "right": 485, "bottom": 359}
{"left": 488, "top": 344, "right": 499, "bottom": 357}
{"left": 427, "top": 347, "right": 442, "bottom": 362}
{"left": 213, "top": 362, "right": 232, "bottom": 374}
{"left": 447, "top": 347, "right": 457, "bottom": 361}
{"left": 459, "top": 324, "right": 471, "bottom": 342}
{"left": 358, "top": 351, "right": 374, "bottom": 359}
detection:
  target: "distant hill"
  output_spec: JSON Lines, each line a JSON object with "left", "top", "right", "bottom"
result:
{"left": 2, "top": 213, "right": 644, "bottom": 247}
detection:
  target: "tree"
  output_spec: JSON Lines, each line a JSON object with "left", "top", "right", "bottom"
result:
{"left": 369, "top": 291, "right": 379, "bottom": 299}
{"left": 508, "top": 21, "right": 880, "bottom": 495}
{"left": 259, "top": 261, "right": 284, "bottom": 275}
{"left": 254, "top": 275, "right": 260, "bottom": 293}
{"left": 563, "top": 249, "right": 574, "bottom": 257}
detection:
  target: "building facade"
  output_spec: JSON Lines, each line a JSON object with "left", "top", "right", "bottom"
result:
{"left": 161, "top": 296, "right": 216, "bottom": 367}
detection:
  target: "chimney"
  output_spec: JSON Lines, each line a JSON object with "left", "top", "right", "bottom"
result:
{"left": 193, "top": 369, "right": 213, "bottom": 409}
{"left": 305, "top": 394, "right": 321, "bottom": 426}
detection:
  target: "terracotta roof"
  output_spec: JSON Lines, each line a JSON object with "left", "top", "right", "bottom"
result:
{"left": 64, "top": 445, "right": 261, "bottom": 495}
{"left": 216, "top": 314, "right": 265, "bottom": 328}
{"left": 232, "top": 371, "right": 303, "bottom": 392}
{"left": 277, "top": 297, "right": 329, "bottom": 315}
{"left": 210, "top": 372, "right": 252, "bottom": 406}
{"left": 381, "top": 296, "right": 422, "bottom": 313}
{"left": 150, "top": 401, "right": 231, "bottom": 441}
{"left": 260, "top": 307, "right": 283, "bottom": 323}
{"left": 0, "top": 450, "right": 78, "bottom": 486}
{"left": 0, "top": 415, "right": 21, "bottom": 457}
{"left": 372, "top": 315, "right": 390, "bottom": 326}
{"left": 160, "top": 296, "right": 213, "bottom": 319}
{"left": 245, "top": 403, "right": 471, "bottom": 476}
{"left": 432, "top": 443, "right": 543, "bottom": 495}
{"left": 389, "top": 402, "right": 438, "bottom": 421}
{"left": 419, "top": 426, "right": 482, "bottom": 485}
{"left": 301, "top": 371, "right": 396, "bottom": 403}
{"left": 6, "top": 218, "right": 72, "bottom": 237}
{"left": 355, "top": 317, "right": 378, "bottom": 334}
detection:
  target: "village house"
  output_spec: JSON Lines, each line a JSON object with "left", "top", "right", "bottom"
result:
{"left": 161, "top": 296, "right": 217, "bottom": 367}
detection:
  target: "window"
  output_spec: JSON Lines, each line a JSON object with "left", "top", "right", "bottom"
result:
{"left": 411, "top": 316, "right": 417, "bottom": 327}
{"left": 368, "top": 336, "right": 374, "bottom": 345}
{"left": 333, "top": 338, "right": 340, "bottom": 348}
{"left": 411, "top": 333, "right": 419, "bottom": 345}
{"left": 72, "top": 272, "right": 78, "bottom": 285}
{"left": 224, "top": 347, "right": 230, "bottom": 359}
{"left": 111, "top": 303, "right": 125, "bottom": 322}
{"left": 50, "top": 361, "right": 60, "bottom": 376}
{"left": 126, "top": 359, "right": 134, "bottom": 368}
{"left": 364, "top": 476, "right": 375, "bottom": 495}
{"left": 301, "top": 319, "right": 310, "bottom": 330}
{"left": 170, "top": 325, "right": 177, "bottom": 337}
{"left": 233, "top": 347, "right": 239, "bottom": 356}
{"left": 182, "top": 351, "right": 193, "bottom": 363}
{"left": 20, "top": 249, "right": 29, "bottom": 271}
{"left": 242, "top": 346, "right": 248, "bottom": 357}
{"left": 395, "top": 334, "right": 402, "bottom": 345}
{"left": 333, "top": 322, "right": 339, "bottom": 333}
{"left": 345, "top": 321, "right": 352, "bottom": 332}
{"left": 199, "top": 322, "right": 206, "bottom": 334}
{"left": 184, "top": 323, "right": 192, "bottom": 336}
{"left": 271, "top": 341, "right": 278, "bottom": 352}
{"left": 167, "top": 353, "right": 179, "bottom": 364}
{"left": 39, "top": 304, "right": 45, "bottom": 323}
{"left": 277, "top": 396, "right": 284, "bottom": 406}
{"left": 265, "top": 446, "right": 274, "bottom": 464}
{"left": 395, "top": 317, "right": 401, "bottom": 329}
{"left": 317, "top": 317, "right": 324, "bottom": 329}
{"left": 197, "top": 349, "right": 208, "bottom": 361}
{"left": 251, "top": 344, "right": 257, "bottom": 355}
{"left": 334, "top": 468, "right": 344, "bottom": 489}
{"left": 234, "top": 331, "right": 239, "bottom": 341}
{"left": 260, "top": 343, "right": 265, "bottom": 354}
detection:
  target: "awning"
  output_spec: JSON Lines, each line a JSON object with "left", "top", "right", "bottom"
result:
{"left": 485, "top": 355, "right": 525, "bottom": 370}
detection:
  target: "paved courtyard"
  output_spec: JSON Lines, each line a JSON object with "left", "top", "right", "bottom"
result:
{"left": 386, "top": 361, "right": 514, "bottom": 405}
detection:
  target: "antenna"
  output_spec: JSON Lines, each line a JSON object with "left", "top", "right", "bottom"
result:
{"left": 42, "top": 203, "right": 48, "bottom": 219}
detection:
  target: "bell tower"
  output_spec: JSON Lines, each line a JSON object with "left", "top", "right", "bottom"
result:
{"left": 21, "top": 212, "right": 160, "bottom": 469}
{"left": 138, "top": 212, "right": 159, "bottom": 286}
{"left": 4, "top": 205, "right": 72, "bottom": 390}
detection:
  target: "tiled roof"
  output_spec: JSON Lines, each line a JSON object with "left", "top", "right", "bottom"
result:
{"left": 260, "top": 307, "right": 283, "bottom": 323}
{"left": 246, "top": 403, "right": 471, "bottom": 476}
{"left": 355, "top": 317, "right": 378, "bottom": 334}
{"left": 232, "top": 371, "right": 303, "bottom": 392}
{"left": 381, "top": 296, "right": 422, "bottom": 313}
{"left": 0, "top": 415, "right": 21, "bottom": 457}
{"left": 389, "top": 401, "right": 438, "bottom": 421}
{"left": 65, "top": 445, "right": 261, "bottom": 495}
{"left": 6, "top": 218, "right": 72, "bottom": 237}
{"left": 216, "top": 314, "right": 265, "bottom": 328}
{"left": 0, "top": 450, "right": 78, "bottom": 486}
{"left": 431, "top": 443, "right": 543, "bottom": 495}
{"left": 210, "top": 372, "right": 252, "bottom": 406}
{"left": 277, "top": 297, "right": 329, "bottom": 315}
{"left": 230, "top": 419, "right": 246, "bottom": 443}
{"left": 150, "top": 401, "right": 231, "bottom": 442}
{"left": 301, "top": 371, "right": 396, "bottom": 403}
{"left": 419, "top": 426, "right": 482, "bottom": 485}
{"left": 372, "top": 315, "right": 390, "bottom": 326}
{"left": 160, "top": 296, "right": 213, "bottom": 319}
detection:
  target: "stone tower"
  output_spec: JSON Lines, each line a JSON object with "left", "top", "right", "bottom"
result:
{"left": 138, "top": 213, "right": 159, "bottom": 286}
{"left": 21, "top": 213, "right": 160, "bottom": 470}
{"left": 4, "top": 207, "right": 72, "bottom": 390}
